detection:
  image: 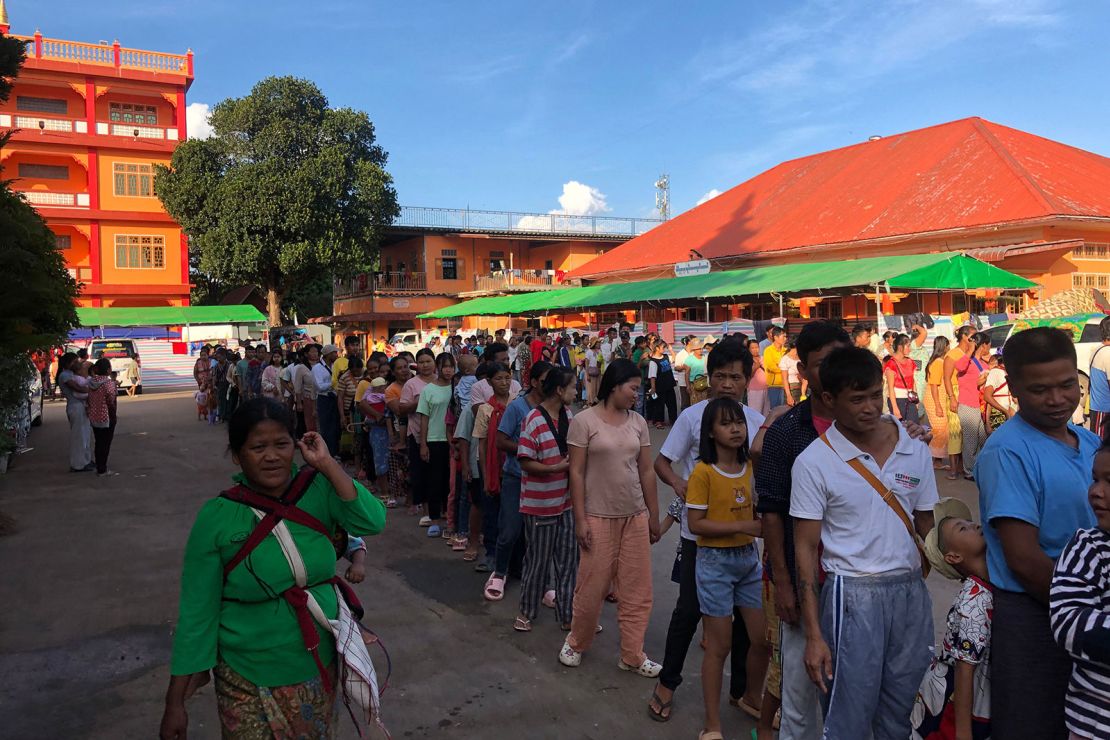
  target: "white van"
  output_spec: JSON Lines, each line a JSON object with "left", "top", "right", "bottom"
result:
{"left": 89, "top": 339, "right": 140, "bottom": 389}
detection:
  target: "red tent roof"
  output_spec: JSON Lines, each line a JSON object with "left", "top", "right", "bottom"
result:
{"left": 572, "top": 117, "right": 1110, "bottom": 279}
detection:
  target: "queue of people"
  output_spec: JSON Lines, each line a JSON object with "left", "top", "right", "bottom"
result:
{"left": 158, "top": 319, "right": 1110, "bottom": 740}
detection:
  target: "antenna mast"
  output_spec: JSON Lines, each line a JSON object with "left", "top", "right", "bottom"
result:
{"left": 654, "top": 173, "right": 670, "bottom": 220}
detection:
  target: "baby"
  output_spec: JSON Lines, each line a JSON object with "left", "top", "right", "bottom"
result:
{"left": 913, "top": 498, "right": 993, "bottom": 739}
{"left": 1050, "top": 442, "right": 1110, "bottom": 740}
{"left": 362, "top": 377, "right": 388, "bottom": 419}
{"left": 194, "top": 389, "right": 209, "bottom": 420}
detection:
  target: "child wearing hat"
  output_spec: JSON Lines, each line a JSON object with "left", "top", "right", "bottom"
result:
{"left": 912, "top": 497, "right": 993, "bottom": 740}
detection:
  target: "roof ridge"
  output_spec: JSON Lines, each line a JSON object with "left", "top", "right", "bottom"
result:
{"left": 971, "top": 118, "right": 1063, "bottom": 214}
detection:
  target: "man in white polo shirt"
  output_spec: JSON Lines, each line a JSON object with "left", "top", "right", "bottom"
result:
{"left": 790, "top": 345, "right": 937, "bottom": 739}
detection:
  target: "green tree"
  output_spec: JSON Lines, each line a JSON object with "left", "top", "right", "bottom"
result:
{"left": 0, "top": 35, "right": 79, "bottom": 417}
{"left": 155, "top": 76, "right": 399, "bottom": 325}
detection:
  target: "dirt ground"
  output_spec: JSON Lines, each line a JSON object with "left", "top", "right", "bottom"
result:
{"left": 0, "top": 392, "right": 969, "bottom": 739}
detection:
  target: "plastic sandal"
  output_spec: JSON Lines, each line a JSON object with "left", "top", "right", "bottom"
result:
{"left": 647, "top": 689, "right": 673, "bottom": 723}
{"left": 451, "top": 538, "right": 467, "bottom": 552}
{"left": 483, "top": 574, "right": 506, "bottom": 601}
{"left": 729, "top": 695, "right": 761, "bottom": 720}
{"left": 513, "top": 616, "right": 532, "bottom": 632}
{"left": 618, "top": 657, "right": 662, "bottom": 678}
{"left": 542, "top": 590, "right": 556, "bottom": 609}
{"left": 419, "top": 516, "right": 432, "bottom": 527}
{"left": 426, "top": 524, "right": 442, "bottom": 538}
{"left": 462, "top": 550, "right": 479, "bottom": 562}
{"left": 558, "top": 639, "right": 582, "bottom": 667}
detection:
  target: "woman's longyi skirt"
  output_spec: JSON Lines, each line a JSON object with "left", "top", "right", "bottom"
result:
{"left": 214, "top": 660, "right": 336, "bottom": 739}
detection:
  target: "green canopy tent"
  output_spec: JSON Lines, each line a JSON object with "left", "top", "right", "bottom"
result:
{"left": 418, "top": 253, "right": 1037, "bottom": 319}
{"left": 76, "top": 306, "right": 268, "bottom": 328}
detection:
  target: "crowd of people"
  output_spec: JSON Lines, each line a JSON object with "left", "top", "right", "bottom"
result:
{"left": 161, "top": 320, "right": 1110, "bottom": 740}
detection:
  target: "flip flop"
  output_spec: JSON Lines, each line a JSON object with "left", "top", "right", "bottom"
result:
{"left": 729, "top": 695, "right": 761, "bottom": 720}
{"left": 513, "top": 616, "right": 532, "bottom": 632}
{"left": 474, "top": 561, "right": 491, "bottom": 573}
{"left": 647, "top": 689, "right": 673, "bottom": 723}
{"left": 483, "top": 574, "right": 506, "bottom": 601}
{"left": 462, "top": 550, "right": 479, "bottom": 561}
{"left": 698, "top": 732, "right": 724, "bottom": 740}
{"left": 427, "top": 525, "right": 442, "bottom": 538}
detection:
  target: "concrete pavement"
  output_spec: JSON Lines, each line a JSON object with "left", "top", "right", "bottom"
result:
{"left": 0, "top": 393, "right": 970, "bottom": 739}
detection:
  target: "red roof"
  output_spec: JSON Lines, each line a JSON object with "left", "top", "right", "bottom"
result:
{"left": 573, "top": 117, "right": 1110, "bottom": 279}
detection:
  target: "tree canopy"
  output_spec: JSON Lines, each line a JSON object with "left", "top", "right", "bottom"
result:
{"left": 155, "top": 76, "right": 399, "bottom": 324}
{"left": 0, "top": 34, "right": 79, "bottom": 432}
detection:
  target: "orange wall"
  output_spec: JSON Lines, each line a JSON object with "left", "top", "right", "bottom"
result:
{"left": 3, "top": 151, "right": 87, "bottom": 192}
{"left": 0, "top": 82, "right": 84, "bottom": 118}
{"left": 97, "top": 150, "right": 172, "bottom": 212}
{"left": 50, "top": 224, "right": 91, "bottom": 268}
{"left": 98, "top": 222, "right": 182, "bottom": 285}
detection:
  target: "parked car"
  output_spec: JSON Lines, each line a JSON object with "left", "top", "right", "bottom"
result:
{"left": 89, "top": 338, "right": 140, "bottom": 390}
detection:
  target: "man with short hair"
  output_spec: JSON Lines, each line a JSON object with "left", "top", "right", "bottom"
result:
{"left": 851, "top": 325, "right": 870, "bottom": 349}
{"left": 647, "top": 338, "right": 767, "bottom": 722}
{"left": 314, "top": 343, "right": 342, "bottom": 456}
{"left": 613, "top": 331, "right": 633, "bottom": 361}
{"left": 792, "top": 346, "right": 937, "bottom": 739}
{"left": 601, "top": 327, "right": 618, "bottom": 365}
{"left": 331, "top": 334, "right": 362, "bottom": 388}
{"left": 530, "top": 329, "right": 548, "bottom": 363}
{"left": 763, "top": 327, "right": 788, "bottom": 408}
{"left": 1088, "top": 315, "right": 1110, "bottom": 437}
{"left": 673, "top": 336, "right": 692, "bottom": 411}
{"left": 755, "top": 321, "right": 850, "bottom": 740}
{"left": 759, "top": 325, "right": 776, "bottom": 353}
{"left": 977, "top": 327, "right": 1099, "bottom": 740}
{"left": 235, "top": 345, "right": 253, "bottom": 401}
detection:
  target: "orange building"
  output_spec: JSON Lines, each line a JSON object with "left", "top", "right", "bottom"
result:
{"left": 571, "top": 117, "right": 1110, "bottom": 321}
{"left": 0, "top": 5, "right": 193, "bottom": 308}
{"left": 329, "top": 206, "right": 660, "bottom": 339}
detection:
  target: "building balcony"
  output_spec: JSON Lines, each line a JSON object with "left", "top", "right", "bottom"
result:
{"left": 13, "top": 33, "right": 193, "bottom": 79}
{"left": 472, "top": 269, "right": 559, "bottom": 292}
{"left": 394, "top": 205, "right": 662, "bottom": 239}
{"left": 0, "top": 113, "right": 180, "bottom": 141}
{"left": 20, "top": 190, "right": 90, "bottom": 208}
{"left": 334, "top": 272, "right": 428, "bottom": 298}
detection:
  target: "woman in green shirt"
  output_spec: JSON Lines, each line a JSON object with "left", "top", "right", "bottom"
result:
{"left": 160, "top": 399, "right": 386, "bottom": 740}
{"left": 417, "top": 352, "right": 457, "bottom": 538}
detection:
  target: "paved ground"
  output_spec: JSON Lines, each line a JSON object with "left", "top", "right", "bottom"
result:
{"left": 0, "top": 393, "right": 972, "bottom": 739}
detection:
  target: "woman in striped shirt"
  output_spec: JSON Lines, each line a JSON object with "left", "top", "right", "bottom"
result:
{"left": 1050, "top": 443, "right": 1110, "bottom": 740}
{"left": 514, "top": 366, "right": 578, "bottom": 632}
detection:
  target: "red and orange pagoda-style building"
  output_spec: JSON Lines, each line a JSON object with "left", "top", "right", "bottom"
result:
{"left": 0, "top": 1, "right": 193, "bottom": 308}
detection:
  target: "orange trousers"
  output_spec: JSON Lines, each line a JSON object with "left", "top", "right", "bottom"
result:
{"left": 568, "top": 512, "right": 653, "bottom": 666}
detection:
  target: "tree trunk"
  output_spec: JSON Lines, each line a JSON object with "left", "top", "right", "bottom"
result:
{"left": 266, "top": 285, "right": 282, "bottom": 326}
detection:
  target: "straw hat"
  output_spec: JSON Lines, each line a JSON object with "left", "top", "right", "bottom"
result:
{"left": 703, "top": 334, "right": 718, "bottom": 346}
{"left": 923, "top": 497, "right": 974, "bottom": 580}
{"left": 686, "top": 338, "right": 704, "bottom": 351}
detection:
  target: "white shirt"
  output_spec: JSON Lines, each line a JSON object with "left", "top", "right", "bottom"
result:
{"left": 674, "top": 349, "right": 689, "bottom": 387}
{"left": 789, "top": 417, "right": 938, "bottom": 577}
{"left": 985, "top": 367, "right": 1015, "bottom": 413}
{"left": 312, "top": 361, "right": 335, "bottom": 396}
{"left": 279, "top": 364, "right": 294, "bottom": 398}
{"left": 659, "top": 399, "right": 766, "bottom": 540}
{"left": 600, "top": 340, "right": 614, "bottom": 364}
{"left": 469, "top": 377, "right": 522, "bottom": 408}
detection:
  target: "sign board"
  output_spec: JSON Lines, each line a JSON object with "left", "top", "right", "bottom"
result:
{"left": 392, "top": 299, "right": 411, "bottom": 309}
{"left": 674, "top": 259, "right": 711, "bottom": 278}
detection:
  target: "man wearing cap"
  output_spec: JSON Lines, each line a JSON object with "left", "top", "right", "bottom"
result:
{"left": 313, "top": 343, "right": 342, "bottom": 456}
{"left": 915, "top": 497, "right": 994, "bottom": 740}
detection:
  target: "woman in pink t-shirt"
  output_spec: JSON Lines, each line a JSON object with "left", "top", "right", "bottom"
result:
{"left": 953, "top": 333, "right": 990, "bottom": 480}
{"left": 745, "top": 340, "right": 769, "bottom": 415}
{"left": 558, "top": 359, "right": 662, "bottom": 678}
{"left": 400, "top": 348, "right": 436, "bottom": 521}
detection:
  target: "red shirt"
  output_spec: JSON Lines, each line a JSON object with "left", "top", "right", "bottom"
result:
{"left": 884, "top": 356, "right": 917, "bottom": 390}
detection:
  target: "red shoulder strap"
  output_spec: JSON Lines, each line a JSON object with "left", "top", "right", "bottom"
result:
{"left": 221, "top": 467, "right": 330, "bottom": 579}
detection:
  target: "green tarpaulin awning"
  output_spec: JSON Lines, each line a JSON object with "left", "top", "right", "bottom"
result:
{"left": 77, "top": 306, "right": 268, "bottom": 328}
{"left": 418, "top": 253, "right": 1037, "bottom": 319}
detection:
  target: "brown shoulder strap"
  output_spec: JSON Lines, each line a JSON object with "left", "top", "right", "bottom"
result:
{"left": 819, "top": 434, "right": 930, "bottom": 578}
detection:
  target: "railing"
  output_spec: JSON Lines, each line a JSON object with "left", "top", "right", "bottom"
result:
{"left": 12, "top": 114, "right": 75, "bottom": 132}
{"left": 472, "top": 270, "right": 556, "bottom": 292}
{"left": 334, "top": 272, "right": 428, "bottom": 297}
{"left": 13, "top": 33, "right": 192, "bottom": 77}
{"left": 395, "top": 206, "right": 661, "bottom": 238}
{"left": 108, "top": 123, "right": 170, "bottom": 140}
{"left": 21, "top": 191, "right": 90, "bottom": 207}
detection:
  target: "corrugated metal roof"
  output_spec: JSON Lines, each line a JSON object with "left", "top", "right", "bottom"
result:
{"left": 963, "top": 239, "right": 1082, "bottom": 263}
{"left": 572, "top": 117, "right": 1110, "bottom": 279}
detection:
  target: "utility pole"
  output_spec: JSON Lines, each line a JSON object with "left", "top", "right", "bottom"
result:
{"left": 655, "top": 173, "right": 670, "bottom": 221}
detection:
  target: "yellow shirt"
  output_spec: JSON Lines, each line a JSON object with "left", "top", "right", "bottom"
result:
{"left": 331, "top": 355, "right": 350, "bottom": 388}
{"left": 763, "top": 345, "right": 786, "bottom": 388}
{"left": 685, "top": 461, "right": 755, "bottom": 548}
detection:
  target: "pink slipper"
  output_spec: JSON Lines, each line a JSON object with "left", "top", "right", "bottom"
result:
{"left": 542, "top": 590, "right": 557, "bottom": 609}
{"left": 483, "top": 574, "right": 506, "bottom": 601}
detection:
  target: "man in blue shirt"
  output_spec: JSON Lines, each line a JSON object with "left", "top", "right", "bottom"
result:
{"left": 976, "top": 327, "right": 1099, "bottom": 740}
{"left": 1087, "top": 316, "right": 1110, "bottom": 438}
{"left": 485, "top": 361, "right": 552, "bottom": 599}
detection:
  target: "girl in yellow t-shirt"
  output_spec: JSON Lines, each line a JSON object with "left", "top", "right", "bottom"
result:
{"left": 687, "top": 398, "right": 769, "bottom": 740}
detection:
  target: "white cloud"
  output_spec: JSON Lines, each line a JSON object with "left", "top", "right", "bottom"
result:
{"left": 185, "top": 102, "right": 213, "bottom": 140}
{"left": 515, "top": 180, "right": 611, "bottom": 231}
{"left": 555, "top": 180, "right": 610, "bottom": 216}
{"left": 696, "top": 189, "right": 722, "bottom": 206}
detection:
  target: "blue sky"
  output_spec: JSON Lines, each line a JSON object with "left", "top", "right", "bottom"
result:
{"left": 15, "top": 0, "right": 1110, "bottom": 219}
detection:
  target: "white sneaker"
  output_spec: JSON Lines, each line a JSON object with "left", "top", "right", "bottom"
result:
{"left": 558, "top": 639, "right": 582, "bottom": 667}
{"left": 618, "top": 657, "right": 662, "bottom": 678}
{"left": 418, "top": 516, "right": 432, "bottom": 527}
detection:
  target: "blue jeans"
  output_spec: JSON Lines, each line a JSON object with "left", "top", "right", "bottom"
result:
{"left": 695, "top": 543, "right": 762, "bottom": 617}
{"left": 315, "top": 393, "right": 341, "bottom": 456}
{"left": 636, "top": 384, "right": 646, "bottom": 416}
{"left": 494, "top": 474, "right": 523, "bottom": 576}
{"left": 767, "top": 387, "right": 786, "bottom": 408}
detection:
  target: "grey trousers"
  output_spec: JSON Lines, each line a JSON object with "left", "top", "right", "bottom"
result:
{"left": 779, "top": 620, "right": 824, "bottom": 740}
{"left": 520, "top": 510, "right": 578, "bottom": 624}
{"left": 957, "top": 403, "right": 986, "bottom": 477}
{"left": 820, "top": 571, "right": 933, "bottom": 740}
{"left": 66, "top": 401, "right": 92, "bottom": 470}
